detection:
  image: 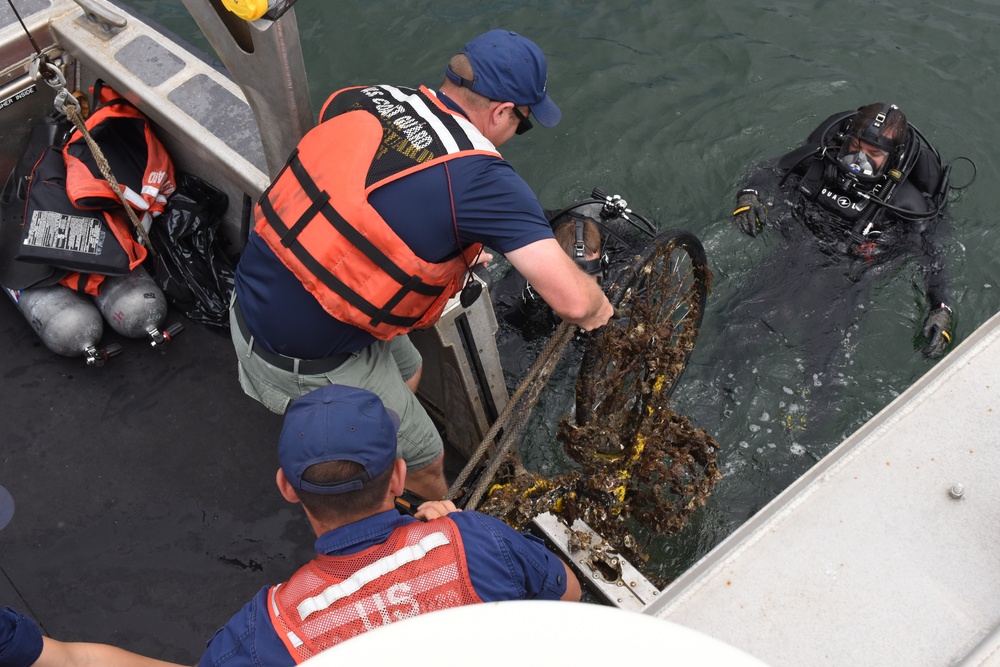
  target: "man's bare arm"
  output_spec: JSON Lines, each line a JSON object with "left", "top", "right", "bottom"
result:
{"left": 35, "top": 638, "right": 188, "bottom": 667}
{"left": 504, "top": 238, "right": 613, "bottom": 330}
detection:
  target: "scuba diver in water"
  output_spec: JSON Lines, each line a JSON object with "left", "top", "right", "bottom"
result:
{"left": 500, "top": 213, "right": 606, "bottom": 340}
{"left": 490, "top": 189, "right": 654, "bottom": 383}
{"left": 731, "top": 102, "right": 971, "bottom": 359}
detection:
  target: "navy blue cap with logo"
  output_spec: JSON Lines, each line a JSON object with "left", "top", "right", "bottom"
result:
{"left": 444, "top": 29, "right": 562, "bottom": 128}
{"left": 279, "top": 385, "right": 400, "bottom": 495}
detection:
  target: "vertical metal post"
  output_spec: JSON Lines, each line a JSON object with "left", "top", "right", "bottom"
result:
{"left": 179, "top": 0, "right": 313, "bottom": 179}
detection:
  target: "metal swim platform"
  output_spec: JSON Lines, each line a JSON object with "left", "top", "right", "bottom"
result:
{"left": 646, "top": 311, "right": 1000, "bottom": 666}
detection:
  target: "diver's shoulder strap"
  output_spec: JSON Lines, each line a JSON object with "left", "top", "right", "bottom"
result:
{"left": 780, "top": 110, "right": 857, "bottom": 200}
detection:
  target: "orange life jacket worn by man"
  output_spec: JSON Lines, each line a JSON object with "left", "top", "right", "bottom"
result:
{"left": 230, "top": 29, "right": 613, "bottom": 500}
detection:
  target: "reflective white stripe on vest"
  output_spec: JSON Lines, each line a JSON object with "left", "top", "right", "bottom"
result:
{"left": 383, "top": 86, "right": 498, "bottom": 155}
{"left": 296, "top": 531, "right": 451, "bottom": 621}
{"left": 269, "top": 583, "right": 306, "bottom": 648}
{"left": 122, "top": 186, "right": 150, "bottom": 211}
{"left": 141, "top": 184, "right": 169, "bottom": 205}
{"left": 447, "top": 107, "right": 499, "bottom": 154}
{"left": 421, "top": 87, "right": 499, "bottom": 154}
{"left": 382, "top": 85, "right": 461, "bottom": 154}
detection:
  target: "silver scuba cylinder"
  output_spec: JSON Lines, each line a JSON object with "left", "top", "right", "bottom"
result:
{"left": 4, "top": 284, "right": 103, "bottom": 357}
{"left": 92, "top": 265, "right": 169, "bottom": 342}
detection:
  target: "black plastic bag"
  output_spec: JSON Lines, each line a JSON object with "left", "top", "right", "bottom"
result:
{"left": 149, "top": 172, "right": 234, "bottom": 326}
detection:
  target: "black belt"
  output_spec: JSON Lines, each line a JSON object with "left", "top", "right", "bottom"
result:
{"left": 233, "top": 298, "right": 351, "bottom": 375}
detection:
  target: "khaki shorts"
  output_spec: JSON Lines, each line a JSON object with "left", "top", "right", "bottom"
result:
{"left": 230, "top": 303, "right": 442, "bottom": 472}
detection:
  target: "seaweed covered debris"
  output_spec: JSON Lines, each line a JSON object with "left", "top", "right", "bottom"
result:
{"left": 477, "top": 232, "right": 720, "bottom": 580}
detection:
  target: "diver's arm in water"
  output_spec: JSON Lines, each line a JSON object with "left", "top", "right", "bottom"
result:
{"left": 915, "top": 210, "right": 954, "bottom": 358}
{"left": 733, "top": 187, "right": 768, "bottom": 236}
{"left": 732, "top": 160, "right": 786, "bottom": 236}
{"left": 504, "top": 238, "right": 613, "bottom": 331}
{"left": 734, "top": 110, "right": 857, "bottom": 237}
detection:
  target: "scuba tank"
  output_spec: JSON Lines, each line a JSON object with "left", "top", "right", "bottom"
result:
{"left": 91, "top": 265, "right": 183, "bottom": 346}
{"left": 4, "top": 284, "right": 121, "bottom": 365}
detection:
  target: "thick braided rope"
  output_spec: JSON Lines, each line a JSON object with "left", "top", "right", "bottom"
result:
{"left": 446, "top": 320, "right": 576, "bottom": 503}
{"left": 64, "top": 103, "right": 156, "bottom": 254}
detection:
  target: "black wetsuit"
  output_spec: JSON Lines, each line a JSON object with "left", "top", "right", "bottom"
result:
{"left": 489, "top": 199, "right": 644, "bottom": 389}
{"left": 741, "top": 110, "right": 950, "bottom": 309}
{"left": 710, "top": 110, "right": 954, "bottom": 441}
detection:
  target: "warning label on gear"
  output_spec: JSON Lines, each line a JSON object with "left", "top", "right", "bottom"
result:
{"left": 23, "top": 211, "right": 106, "bottom": 255}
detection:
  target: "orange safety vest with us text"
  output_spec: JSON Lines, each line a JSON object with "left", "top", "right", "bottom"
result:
{"left": 267, "top": 518, "right": 483, "bottom": 663}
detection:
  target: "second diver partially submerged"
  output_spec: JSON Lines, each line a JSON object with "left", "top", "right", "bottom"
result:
{"left": 732, "top": 102, "right": 974, "bottom": 359}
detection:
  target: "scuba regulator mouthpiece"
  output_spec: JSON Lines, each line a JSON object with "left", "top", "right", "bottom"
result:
{"left": 840, "top": 149, "right": 877, "bottom": 179}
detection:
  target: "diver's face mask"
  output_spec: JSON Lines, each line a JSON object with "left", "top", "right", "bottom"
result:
{"left": 576, "top": 254, "right": 608, "bottom": 282}
{"left": 837, "top": 137, "right": 892, "bottom": 182}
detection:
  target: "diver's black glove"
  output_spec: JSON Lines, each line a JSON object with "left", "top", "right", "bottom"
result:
{"left": 732, "top": 188, "right": 767, "bottom": 237}
{"left": 921, "top": 304, "right": 953, "bottom": 359}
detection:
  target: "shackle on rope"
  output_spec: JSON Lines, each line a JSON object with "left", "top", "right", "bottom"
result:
{"left": 29, "top": 55, "right": 81, "bottom": 116}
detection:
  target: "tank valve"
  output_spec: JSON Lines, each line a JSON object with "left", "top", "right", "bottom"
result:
{"left": 591, "top": 187, "right": 631, "bottom": 220}
{"left": 85, "top": 343, "right": 123, "bottom": 367}
{"left": 149, "top": 322, "right": 185, "bottom": 348}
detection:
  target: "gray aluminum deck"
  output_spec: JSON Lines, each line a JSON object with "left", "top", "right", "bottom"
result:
{"left": 647, "top": 311, "right": 1000, "bottom": 666}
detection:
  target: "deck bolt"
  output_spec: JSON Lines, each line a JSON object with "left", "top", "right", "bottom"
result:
{"left": 949, "top": 483, "right": 965, "bottom": 499}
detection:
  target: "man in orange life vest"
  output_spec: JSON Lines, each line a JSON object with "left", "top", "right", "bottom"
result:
{"left": 197, "top": 384, "right": 581, "bottom": 666}
{"left": 230, "top": 30, "right": 614, "bottom": 501}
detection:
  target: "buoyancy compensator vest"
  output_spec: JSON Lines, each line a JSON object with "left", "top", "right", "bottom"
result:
{"left": 786, "top": 109, "right": 945, "bottom": 222}
{"left": 16, "top": 81, "right": 175, "bottom": 295}
{"left": 0, "top": 113, "right": 73, "bottom": 291}
{"left": 253, "top": 84, "right": 501, "bottom": 340}
{"left": 19, "top": 146, "right": 134, "bottom": 277}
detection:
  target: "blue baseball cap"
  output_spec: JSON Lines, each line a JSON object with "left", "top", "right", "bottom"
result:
{"left": 445, "top": 29, "right": 561, "bottom": 128}
{"left": 279, "top": 385, "right": 400, "bottom": 495}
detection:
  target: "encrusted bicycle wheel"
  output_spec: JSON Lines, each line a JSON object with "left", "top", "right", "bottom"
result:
{"left": 574, "top": 230, "right": 711, "bottom": 430}
{"left": 481, "top": 228, "right": 718, "bottom": 573}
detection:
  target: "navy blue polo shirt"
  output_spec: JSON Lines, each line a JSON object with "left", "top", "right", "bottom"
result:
{"left": 234, "top": 90, "right": 553, "bottom": 359}
{"left": 197, "top": 509, "right": 569, "bottom": 667}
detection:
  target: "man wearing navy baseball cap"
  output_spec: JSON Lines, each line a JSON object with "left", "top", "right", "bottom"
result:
{"left": 231, "top": 28, "right": 614, "bottom": 501}
{"left": 0, "top": 385, "right": 579, "bottom": 667}
{"left": 196, "top": 384, "right": 581, "bottom": 666}
{"left": 444, "top": 29, "right": 561, "bottom": 129}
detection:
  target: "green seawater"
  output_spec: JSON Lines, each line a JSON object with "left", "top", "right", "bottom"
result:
{"left": 127, "top": 0, "right": 1000, "bottom": 581}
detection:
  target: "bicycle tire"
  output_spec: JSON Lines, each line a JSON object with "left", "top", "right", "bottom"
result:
{"left": 575, "top": 229, "right": 711, "bottom": 427}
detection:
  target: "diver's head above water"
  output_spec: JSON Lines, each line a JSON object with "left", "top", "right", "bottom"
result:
{"left": 553, "top": 215, "right": 605, "bottom": 282}
{"left": 835, "top": 102, "right": 908, "bottom": 182}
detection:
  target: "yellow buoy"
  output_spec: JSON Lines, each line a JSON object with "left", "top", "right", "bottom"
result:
{"left": 221, "top": 0, "right": 269, "bottom": 21}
